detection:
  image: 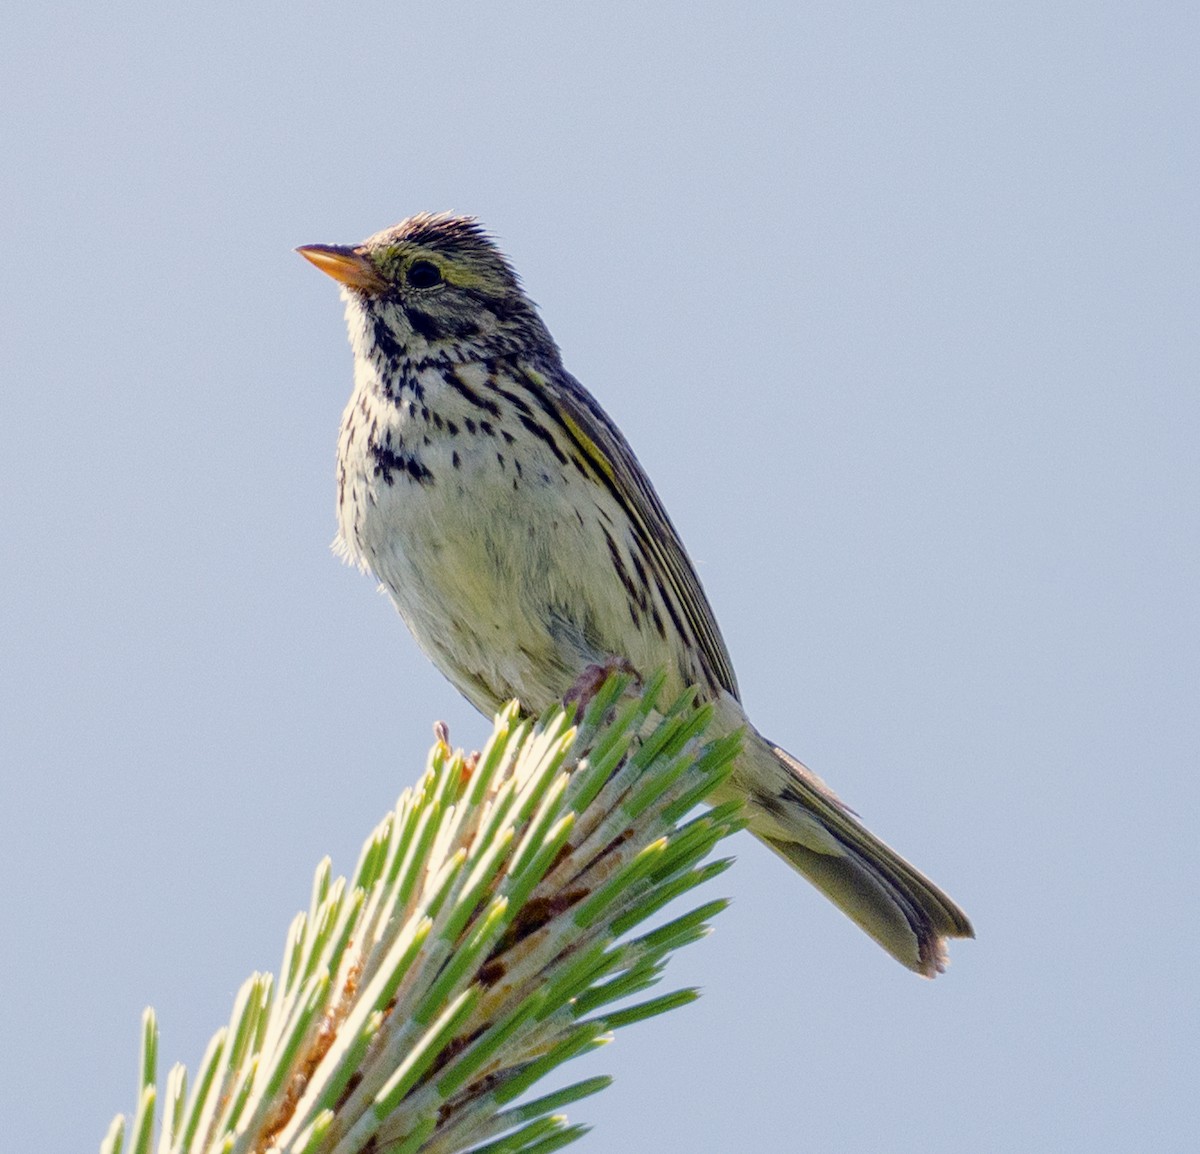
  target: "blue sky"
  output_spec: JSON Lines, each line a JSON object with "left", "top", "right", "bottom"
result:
{"left": 2, "top": 4, "right": 1196, "bottom": 1151}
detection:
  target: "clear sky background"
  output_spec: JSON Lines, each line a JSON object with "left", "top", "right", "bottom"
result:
{"left": 3, "top": 4, "right": 1196, "bottom": 1151}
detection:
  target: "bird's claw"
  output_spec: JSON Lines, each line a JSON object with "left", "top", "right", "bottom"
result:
{"left": 562, "top": 657, "right": 641, "bottom": 713}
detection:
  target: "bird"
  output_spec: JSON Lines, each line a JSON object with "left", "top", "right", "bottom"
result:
{"left": 298, "top": 213, "right": 973, "bottom": 977}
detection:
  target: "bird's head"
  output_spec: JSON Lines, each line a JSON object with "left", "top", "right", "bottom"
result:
{"left": 298, "top": 213, "right": 555, "bottom": 364}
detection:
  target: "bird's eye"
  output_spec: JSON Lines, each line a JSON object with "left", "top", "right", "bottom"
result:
{"left": 406, "top": 260, "right": 443, "bottom": 289}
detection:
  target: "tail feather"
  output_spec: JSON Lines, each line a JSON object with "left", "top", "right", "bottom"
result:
{"left": 759, "top": 740, "right": 973, "bottom": 976}
{"left": 711, "top": 696, "right": 973, "bottom": 977}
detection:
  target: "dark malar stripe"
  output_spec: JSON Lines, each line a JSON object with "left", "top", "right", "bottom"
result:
{"left": 405, "top": 308, "right": 442, "bottom": 342}
{"left": 371, "top": 315, "right": 408, "bottom": 362}
{"left": 405, "top": 307, "right": 483, "bottom": 343}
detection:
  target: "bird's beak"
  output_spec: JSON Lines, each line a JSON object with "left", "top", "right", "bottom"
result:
{"left": 296, "top": 244, "right": 389, "bottom": 295}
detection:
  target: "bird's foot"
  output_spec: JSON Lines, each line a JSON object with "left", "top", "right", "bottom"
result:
{"left": 563, "top": 657, "right": 641, "bottom": 713}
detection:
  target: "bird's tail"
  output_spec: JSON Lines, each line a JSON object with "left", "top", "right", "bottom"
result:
{"left": 710, "top": 695, "right": 973, "bottom": 977}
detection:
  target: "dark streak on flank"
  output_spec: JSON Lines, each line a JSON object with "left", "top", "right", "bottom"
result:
{"left": 369, "top": 443, "right": 433, "bottom": 486}
{"left": 514, "top": 376, "right": 735, "bottom": 696}
{"left": 517, "top": 413, "right": 569, "bottom": 465}
{"left": 628, "top": 547, "right": 651, "bottom": 610}
{"left": 601, "top": 527, "right": 641, "bottom": 611}
{"left": 653, "top": 576, "right": 691, "bottom": 652}
{"left": 490, "top": 378, "right": 535, "bottom": 417}
{"left": 445, "top": 368, "right": 502, "bottom": 416}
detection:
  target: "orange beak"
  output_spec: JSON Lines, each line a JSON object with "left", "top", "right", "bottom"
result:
{"left": 296, "top": 244, "right": 389, "bottom": 295}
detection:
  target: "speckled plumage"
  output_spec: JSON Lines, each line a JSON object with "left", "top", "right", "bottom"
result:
{"left": 300, "top": 214, "right": 973, "bottom": 976}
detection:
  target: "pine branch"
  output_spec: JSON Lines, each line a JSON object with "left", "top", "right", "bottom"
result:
{"left": 100, "top": 673, "right": 743, "bottom": 1154}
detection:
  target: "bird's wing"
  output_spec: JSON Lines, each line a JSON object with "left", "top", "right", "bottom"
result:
{"left": 523, "top": 364, "right": 740, "bottom": 700}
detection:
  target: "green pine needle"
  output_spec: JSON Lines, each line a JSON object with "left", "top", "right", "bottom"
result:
{"left": 102, "top": 675, "right": 742, "bottom": 1154}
